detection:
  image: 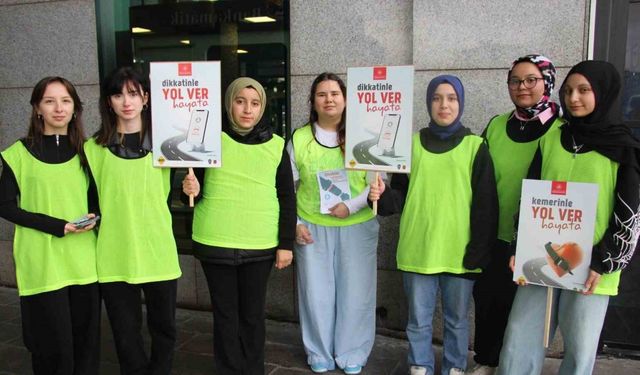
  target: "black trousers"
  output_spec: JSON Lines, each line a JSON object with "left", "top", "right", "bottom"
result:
{"left": 472, "top": 240, "right": 518, "bottom": 367}
{"left": 200, "top": 260, "right": 273, "bottom": 375}
{"left": 20, "top": 282, "right": 101, "bottom": 375}
{"left": 101, "top": 279, "right": 177, "bottom": 375}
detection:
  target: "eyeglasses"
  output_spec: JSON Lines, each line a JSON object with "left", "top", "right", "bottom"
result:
{"left": 507, "top": 77, "right": 544, "bottom": 89}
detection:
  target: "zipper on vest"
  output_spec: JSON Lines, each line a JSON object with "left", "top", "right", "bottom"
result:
{"left": 55, "top": 134, "right": 60, "bottom": 162}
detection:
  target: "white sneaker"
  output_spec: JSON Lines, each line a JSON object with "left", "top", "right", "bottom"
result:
{"left": 465, "top": 364, "right": 496, "bottom": 375}
{"left": 449, "top": 369, "right": 465, "bottom": 375}
{"left": 409, "top": 366, "right": 427, "bottom": 375}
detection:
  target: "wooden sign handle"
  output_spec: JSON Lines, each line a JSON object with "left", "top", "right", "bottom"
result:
{"left": 543, "top": 287, "right": 553, "bottom": 348}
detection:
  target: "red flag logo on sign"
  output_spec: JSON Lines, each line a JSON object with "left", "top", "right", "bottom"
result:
{"left": 373, "top": 66, "right": 387, "bottom": 80}
{"left": 551, "top": 181, "right": 567, "bottom": 195}
{"left": 178, "top": 63, "right": 192, "bottom": 76}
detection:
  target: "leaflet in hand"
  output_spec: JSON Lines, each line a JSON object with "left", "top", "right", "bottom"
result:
{"left": 317, "top": 169, "right": 351, "bottom": 214}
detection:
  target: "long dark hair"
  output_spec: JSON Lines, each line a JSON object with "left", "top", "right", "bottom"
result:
{"left": 96, "top": 67, "right": 150, "bottom": 145}
{"left": 308, "top": 72, "right": 347, "bottom": 152}
{"left": 27, "top": 76, "right": 87, "bottom": 166}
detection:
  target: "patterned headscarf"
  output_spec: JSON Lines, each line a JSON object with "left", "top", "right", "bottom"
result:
{"left": 508, "top": 54, "right": 558, "bottom": 120}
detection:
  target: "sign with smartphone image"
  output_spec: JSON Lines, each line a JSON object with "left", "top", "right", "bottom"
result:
{"left": 377, "top": 113, "right": 401, "bottom": 156}
{"left": 186, "top": 109, "right": 209, "bottom": 146}
{"left": 345, "top": 65, "right": 413, "bottom": 173}
{"left": 150, "top": 61, "right": 222, "bottom": 168}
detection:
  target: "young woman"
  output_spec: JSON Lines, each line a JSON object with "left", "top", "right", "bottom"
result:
{"left": 288, "top": 72, "right": 379, "bottom": 374}
{"left": 369, "top": 75, "right": 498, "bottom": 375}
{"left": 0, "top": 76, "right": 100, "bottom": 374}
{"left": 469, "top": 54, "right": 562, "bottom": 375}
{"left": 497, "top": 60, "right": 640, "bottom": 375}
{"left": 182, "top": 77, "right": 296, "bottom": 375}
{"left": 85, "top": 67, "right": 181, "bottom": 375}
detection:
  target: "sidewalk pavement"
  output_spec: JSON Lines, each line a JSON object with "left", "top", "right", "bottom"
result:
{"left": 0, "top": 286, "right": 637, "bottom": 374}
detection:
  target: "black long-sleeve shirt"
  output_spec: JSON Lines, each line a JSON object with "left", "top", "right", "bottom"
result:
{"left": 181, "top": 124, "right": 297, "bottom": 265}
{"left": 481, "top": 110, "right": 559, "bottom": 143}
{"left": 376, "top": 127, "right": 499, "bottom": 273}
{"left": 0, "top": 136, "right": 97, "bottom": 237}
{"left": 525, "top": 129, "right": 640, "bottom": 274}
{"left": 481, "top": 111, "right": 561, "bottom": 252}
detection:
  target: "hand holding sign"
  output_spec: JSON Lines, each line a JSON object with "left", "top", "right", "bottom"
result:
{"left": 368, "top": 174, "right": 386, "bottom": 202}
{"left": 182, "top": 170, "right": 200, "bottom": 207}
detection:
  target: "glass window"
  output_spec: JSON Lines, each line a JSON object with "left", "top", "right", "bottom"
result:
{"left": 622, "top": 1, "right": 640, "bottom": 122}
{"left": 597, "top": 0, "right": 640, "bottom": 354}
{"left": 95, "top": 0, "right": 290, "bottom": 253}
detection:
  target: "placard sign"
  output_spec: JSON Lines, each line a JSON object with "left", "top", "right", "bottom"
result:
{"left": 345, "top": 65, "right": 413, "bottom": 173}
{"left": 513, "top": 179, "right": 599, "bottom": 291}
{"left": 150, "top": 61, "right": 222, "bottom": 168}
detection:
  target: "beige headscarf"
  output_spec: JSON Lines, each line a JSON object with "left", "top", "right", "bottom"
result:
{"left": 224, "top": 77, "right": 267, "bottom": 135}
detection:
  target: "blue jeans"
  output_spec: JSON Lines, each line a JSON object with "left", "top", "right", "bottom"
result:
{"left": 295, "top": 218, "right": 379, "bottom": 370}
{"left": 403, "top": 273, "right": 474, "bottom": 375}
{"left": 497, "top": 285, "right": 609, "bottom": 375}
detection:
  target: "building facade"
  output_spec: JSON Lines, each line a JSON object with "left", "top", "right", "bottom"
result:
{"left": 1, "top": 0, "right": 638, "bottom": 352}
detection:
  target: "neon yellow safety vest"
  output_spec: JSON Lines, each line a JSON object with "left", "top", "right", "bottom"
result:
{"left": 2, "top": 141, "right": 97, "bottom": 296}
{"left": 292, "top": 124, "right": 374, "bottom": 227}
{"left": 540, "top": 127, "right": 619, "bottom": 295}
{"left": 397, "top": 133, "right": 483, "bottom": 275}
{"left": 84, "top": 139, "right": 181, "bottom": 284}
{"left": 485, "top": 113, "right": 563, "bottom": 242}
{"left": 192, "top": 132, "right": 283, "bottom": 249}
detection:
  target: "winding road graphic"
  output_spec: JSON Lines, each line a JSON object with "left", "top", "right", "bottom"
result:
{"left": 161, "top": 135, "right": 201, "bottom": 161}
{"left": 353, "top": 139, "right": 390, "bottom": 166}
{"left": 522, "top": 258, "right": 563, "bottom": 288}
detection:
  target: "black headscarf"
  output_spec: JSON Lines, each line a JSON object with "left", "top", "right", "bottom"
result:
{"left": 560, "top": 60, "right": 640, "bottom": 168}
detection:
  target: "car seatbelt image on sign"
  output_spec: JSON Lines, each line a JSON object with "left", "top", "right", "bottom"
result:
{"left": 513, "top": 179, "right": 598, "bottom": 291}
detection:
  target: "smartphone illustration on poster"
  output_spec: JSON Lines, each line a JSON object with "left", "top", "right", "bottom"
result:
{"left": 377, "top": 113, "right": 401, "bottom": 156}
{"left": 186, "top": 109, "right": 209, "bottom": 145}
